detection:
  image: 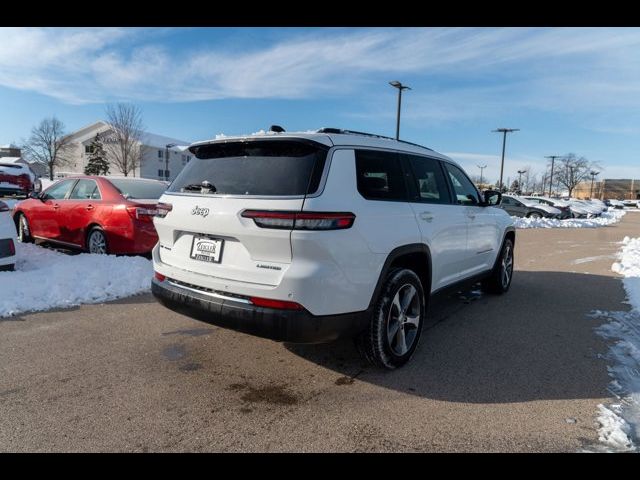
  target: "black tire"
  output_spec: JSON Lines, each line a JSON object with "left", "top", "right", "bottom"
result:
{"left": 527, "top": 211, "right": 542, "bottom": 219}
{"left": 16, "top": 213, "right": 33, "bottom": 243}
{"left": 86, "top": 227, "right": 109, "bottom": 254}
{"left": 356, "top": 268, "right": 426, "bottom": 369}
{"left": 481, "top": 238, "right": 514, "bottom": 294}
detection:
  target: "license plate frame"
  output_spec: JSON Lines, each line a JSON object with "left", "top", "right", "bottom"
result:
{"left": 189, "top": 235, "right": 224, "bottom": 264}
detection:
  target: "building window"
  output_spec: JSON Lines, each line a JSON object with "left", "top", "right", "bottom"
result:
{"left": 158, "top": 150, "right": 163, "bottom": 158}
{"left": 85, "top": 145, "right": 92, "bottom": 154}
{"left": 158, "top": 169, "right": 164, "bottom": 177}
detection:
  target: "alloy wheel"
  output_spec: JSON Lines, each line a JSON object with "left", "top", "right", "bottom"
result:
{"left": 387, "top": 284, "right": 421, "bottom": 356}
{"left": 88, "top": 230, "right": 107, "bottom": 254}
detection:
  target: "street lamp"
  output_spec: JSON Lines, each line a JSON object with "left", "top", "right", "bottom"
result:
{"left": 165, "top": 143, "right": 177, "bottom": 181}
{"left": 492, "top": 128, "right": 520, "bottom": 192}
{"left": 517, "top": 169, "right": 527, "bottom": 193}
{"left": 545, "top": 155, "right": 560, "bottom": 197}
{"left": 389, "top": 81, "right": 411, "bottom": 140}
{"left": 590, "top": 170, "right": 600, "bottom": 199}
{"left": 477, "top": 164, "right": 487, "bottom": 187}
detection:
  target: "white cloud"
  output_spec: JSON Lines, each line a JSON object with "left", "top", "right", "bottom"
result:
{"left": 2, "top": 26, "right": 640, "bottom": 113}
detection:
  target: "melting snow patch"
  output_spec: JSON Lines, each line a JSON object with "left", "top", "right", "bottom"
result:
{"left": 513, "top": 210, "right": 625, "bottom": 229}
{"left": 589, "top": 236, "right": 640, "bottom": 452}
{"left": 0, "top": 242, "right": 152, "bottom": 318}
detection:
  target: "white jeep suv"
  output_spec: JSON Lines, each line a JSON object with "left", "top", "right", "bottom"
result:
{"left": 151, "top": 128, "right": 515, "bottom": 368}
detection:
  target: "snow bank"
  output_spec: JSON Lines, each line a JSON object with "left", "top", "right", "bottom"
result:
{"left": 589, "top": 236, "right": 640, "bottom": 452}
{"left": 0, "top": 242, "right": 152, "bottom": 318}
{"left": 513, "top": 210, "right": 625, "bottom": 229}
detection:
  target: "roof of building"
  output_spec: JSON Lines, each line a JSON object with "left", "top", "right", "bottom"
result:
{"left": 66, "top": 120, "right": 190, "bottom": 149}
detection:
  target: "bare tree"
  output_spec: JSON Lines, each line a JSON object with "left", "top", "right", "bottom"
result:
{"left": 22, "top": 117, "right": 73, "bottom": 180}
{"left": 104, "top": 103, "right": 145, "bottom": 176}
{"left": 555, "top": 153, "right": 599, "bottom": 197}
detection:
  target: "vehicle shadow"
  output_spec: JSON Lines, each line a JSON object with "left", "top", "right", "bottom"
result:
{"left": 285, "top": 271, "right": 624, "bottom": 403}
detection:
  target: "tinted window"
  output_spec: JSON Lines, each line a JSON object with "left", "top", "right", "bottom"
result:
{"left": 502, "top": 196, "right": 513, "bottom": 205}
{"left": 109, "top": 179, "right": 167, "bottom": 200}
{"left": 355, "top": 150, "right": 407, "bottom": 201}
{"left": 169, "top": 140, "right": 327, "bottom": 196}
{"left": 405, "top": 155, "right": 450, "bottom": 204}
{"left": 69, "top": 179, "right": 101, "bottom": 200}
{"left": 444, "top": 163, "right": 480, "bottom": 206}
{"left": 42, "top": 179, "right": 76, "bottom": 200}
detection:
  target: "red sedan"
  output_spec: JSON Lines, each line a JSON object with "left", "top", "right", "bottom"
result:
{"left": 13, "top": 176, "right": 168, "bottom": 255}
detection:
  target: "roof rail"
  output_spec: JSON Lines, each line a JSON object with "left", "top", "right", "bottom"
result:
{"left": 316, "top": 128, "right": 432, "bottom": 151}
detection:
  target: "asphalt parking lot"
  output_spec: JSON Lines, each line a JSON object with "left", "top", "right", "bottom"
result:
{"left": 1, "top": 214, "right": 639, "bottom": 452}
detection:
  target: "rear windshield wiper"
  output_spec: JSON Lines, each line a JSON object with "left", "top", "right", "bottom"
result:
{"left": 181, "top": 181, "right": 217, "bottom": 194}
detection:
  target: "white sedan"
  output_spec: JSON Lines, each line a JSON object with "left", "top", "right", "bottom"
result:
{"left": 0, "top": 200, "right": 17, "bottom": 271}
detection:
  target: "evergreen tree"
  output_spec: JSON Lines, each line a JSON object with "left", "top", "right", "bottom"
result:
{"left": 510, "top": 179, "right": 520, "bottom": 193}
{"left": 84, "top": 134, "right": 110, "bottom": 175}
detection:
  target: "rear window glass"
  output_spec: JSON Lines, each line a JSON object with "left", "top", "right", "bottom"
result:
{"left": 0, "top": 164, "right": 22, "bottom": 170}
{"left": 169, "top": 140, "right": 328, "bottom": 196}
{"left": 109, "top": 179, "right": 168, "bottom": 200}
{"left": 355, "top": 150, "right": 407, "bottom": 201}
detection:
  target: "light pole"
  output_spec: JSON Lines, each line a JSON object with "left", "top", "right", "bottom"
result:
{"left": 165, "top": 143, "right": 177, "bottom": 181}
{"left": 493, "top": 128, "right": 520, "bottom": 192}
{"left": 590, "top": 170, "right": 600, "bottom": 199}
{"left": 389, "top": 81, "right": 411, "bottom": 140}
{"left": 545, "top": 155, "right": 560, "bottom": 197}
{"left": 477, "top": 164, "right": 487, "bottom": 188}
{"left": 517, "top": 169, "right": 527, "bottom": 194}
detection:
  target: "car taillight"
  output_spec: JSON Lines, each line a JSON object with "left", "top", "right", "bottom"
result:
{"left": 241, "top": 210, "right": 355, "bottom": 230}
{"left": 0, "top": 201, "right": 8, "bottom": 212}
{"left": 249, "top": 296, "right": 304, "bottom": 310}
{"left": 126, "top": 206, "right": 158, "bottom": 222}
{"left": 154, "top": 271, "right": 166, "bottom": 282}
{"left": 155, "top": 202, "right": 173, "bottom": 218}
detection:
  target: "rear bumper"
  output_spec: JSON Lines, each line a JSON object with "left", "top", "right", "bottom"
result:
{"left": 151, "top": 277, "right": 369, "bottom": 344}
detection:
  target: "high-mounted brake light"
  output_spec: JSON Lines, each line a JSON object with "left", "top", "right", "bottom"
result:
{"left": 241, "top": 210, "right": 355, "bottom": 230}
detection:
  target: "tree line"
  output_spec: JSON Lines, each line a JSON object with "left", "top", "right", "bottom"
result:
{"left": 471, "top": 154, "right": 601, "bottom": 197}
{"left": 21, "top": 103, "right": 145, "bottom": 180}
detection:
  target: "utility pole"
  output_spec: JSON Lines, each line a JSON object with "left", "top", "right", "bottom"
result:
{"left": 389, "top": 81, "right": 411, "bottom": 140}
{"left": 545, "top": 155, "right": 560, "bottom": 197}
{"left": 493, "top": 128, "right": 519, "bottom": 191}
{"left": 590, "top": 170, "right": 599, "bottom": 199}
{"left": 517, "top": 169, "right": 527, "bottom": 194}
{"left": 477, "top": 164, "right": 487, "bottom": 188}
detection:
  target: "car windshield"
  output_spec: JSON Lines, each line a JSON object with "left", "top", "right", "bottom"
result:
{"left": 109, "top": 179, "right": 168, "bottom": 200}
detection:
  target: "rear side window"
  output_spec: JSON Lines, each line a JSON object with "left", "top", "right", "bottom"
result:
{"left": 404, "top": 155, "right": 450, "bottom": 204}
{"left": 355, "top": 150, "right": 407, "bottom": 201}
{"left": 69, "top": 179, "right": 101, "bottom": 200}
{"left": 169, "top": 140, "right": 328, "bottom": 196}
{"left": 109, "top": 179, "right": 168, "bottom": 200}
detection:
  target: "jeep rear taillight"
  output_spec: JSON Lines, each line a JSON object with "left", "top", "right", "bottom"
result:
{"left": 241, "top": 210, "right": 355, "bottom": 230}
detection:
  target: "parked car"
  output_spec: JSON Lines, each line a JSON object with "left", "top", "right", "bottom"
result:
{"left": 623, "top": 199, "right": 639, "bottom": 208}
{"left": 499, "top": 195, "right": 561, "bottom": 218}
{"left": 0, "top": 200, "right": 16, "bottom": 271}
{"left": 569, "top": 199, "right": 603, "bottom": 217}
{"left": 605, "top": 199, "right": 625, "bottom": 209}
{"left": 0, "top": 162, "right": 38, "bottom": 197}
{"left": 151, "top": 128, "right": 515, "bottom": 369}
{"left": 13, "top": 176, "right": 168, "bottom": 254}
{"left": 523, "top": 196, "right": 572, "bottom": 219}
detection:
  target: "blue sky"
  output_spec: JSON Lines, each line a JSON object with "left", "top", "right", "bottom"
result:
{"left": 2, "top": 27, "right": 640, "bottom": 183}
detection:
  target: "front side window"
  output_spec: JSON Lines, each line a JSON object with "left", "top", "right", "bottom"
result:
{"left": 69, "top": 179, "right": 101, "bottom": 200}
{"left": 355, "top": 150, "right": 407, "bottom": 201}
{"left": 42, "top": 179, "right": 76, "bottom": 200}
{"left": 170, "top": 140, "right": 328, "bottom": 196}
{"left": 444, "top": 163, "right": 480, "bottom": 206}
{"left": 405, "top": 155, "right": 450, "bottom": 204}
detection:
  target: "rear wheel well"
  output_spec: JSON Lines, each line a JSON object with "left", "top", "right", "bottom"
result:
{"left": 388, "top": 252, "right": 431, "bottom": 296}
{"left": 85, "top": 223, "right": 103, "bottom": 246}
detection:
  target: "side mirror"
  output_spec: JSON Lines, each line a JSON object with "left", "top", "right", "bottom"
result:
{"left": 32, "top": 179, "right": 42, "bottom": 194}
{"left": 28, "top": 191, "right": 41, "bottom": 200}
{"left": 482, "top": 190, "right": 502, "bottom": 206}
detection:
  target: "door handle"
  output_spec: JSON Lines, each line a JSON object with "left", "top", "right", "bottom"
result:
{"left": 420, "top": 211, "right": 434, "bottom": 222}
{"left": 53, "top": 204, "right": 60, "bottom": 210}
{"left": 86, "top": 205, "right": 94, "bottom": 211}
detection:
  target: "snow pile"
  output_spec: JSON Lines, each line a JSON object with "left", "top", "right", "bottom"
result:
{"left": 589, "top": 236, "right": 640, "bottom": 452}
{"left": 513, "top": 210, "right": 625, "bottom": 229}
{"left": 0, "top": 242, "right": 153, "bottom": 318}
